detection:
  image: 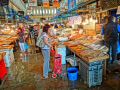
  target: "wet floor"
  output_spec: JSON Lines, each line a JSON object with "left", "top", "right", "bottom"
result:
{"left": 1, "top": 44, "right": 120, "bottom": 90}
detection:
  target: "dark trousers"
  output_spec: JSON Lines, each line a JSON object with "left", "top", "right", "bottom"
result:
{"left": 34, "top": 36, "right": 37, "bottom": 47}
{"left": 106, "top": 41, "right": 117, "bottom": 63}
{"left": 34, "top": 36, "right": 41, "bottom": 52}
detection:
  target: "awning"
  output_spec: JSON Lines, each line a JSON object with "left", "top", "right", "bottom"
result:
{"left": 9, "top": 0, "right": 26, "bottom": 12}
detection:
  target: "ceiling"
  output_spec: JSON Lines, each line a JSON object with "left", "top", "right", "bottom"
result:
{"left": 22, "top": 0, "right": 62, "bottom": 6}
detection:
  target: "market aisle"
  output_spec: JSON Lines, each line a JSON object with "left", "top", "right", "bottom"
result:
{"left": 1, "top": 44, "right": 120, "bottom": 90}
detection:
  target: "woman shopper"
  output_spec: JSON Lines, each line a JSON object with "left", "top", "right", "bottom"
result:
{"left": 41, "top": 24, "right": 53, "bottom": 79}
{"left": 17, "top": 27, "right": 25, "bottom": 52}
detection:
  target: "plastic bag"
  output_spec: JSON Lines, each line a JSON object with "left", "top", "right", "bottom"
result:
{"left": 24, "top": 43, "right": 29, "bottom": 51}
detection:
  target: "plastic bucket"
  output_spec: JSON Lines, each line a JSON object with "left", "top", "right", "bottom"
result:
{"left": 67, "top": 67, "right": 78, "bottom": 81}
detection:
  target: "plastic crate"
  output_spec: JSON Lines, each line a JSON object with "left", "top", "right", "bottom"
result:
{"left": 61, "top": 65, "right": 67, "bottom": 80}
{"left": 79, "top": 60, "right": 103, "bottom": 87}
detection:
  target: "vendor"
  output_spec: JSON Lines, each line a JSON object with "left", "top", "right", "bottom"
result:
{"left": 34, "top": 25, "right": 39, "bottom": 47}
{"left": 117, "top": 19, "right": 120, "bottom": 44}
{"left": 29, "top": 25, "right": 34, "bottom": 39}
{"left": 17, "top": 27, "right": 26, "bottom": 52}
{"left": 104, "top": 16, "right": 118, "bottom": 64}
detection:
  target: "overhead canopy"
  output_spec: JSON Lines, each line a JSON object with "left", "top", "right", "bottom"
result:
{"left": 10, "top": 0, "right": 26, "bottom": 12}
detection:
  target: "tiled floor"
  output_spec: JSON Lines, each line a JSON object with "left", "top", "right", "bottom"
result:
{"left": 1, "top": 44, "right": 120, "bottom": 90}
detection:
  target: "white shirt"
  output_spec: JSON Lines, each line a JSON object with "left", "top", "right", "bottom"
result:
{"left": 50, "top": 28, "right": 56, "bottom": 36}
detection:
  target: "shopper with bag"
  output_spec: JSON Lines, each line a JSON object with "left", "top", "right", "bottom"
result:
{"left": 36, "top": 24, "right": 53, "bottom": 79}
{"left": 18, "top": 27, "right": 26, "bottom": 52}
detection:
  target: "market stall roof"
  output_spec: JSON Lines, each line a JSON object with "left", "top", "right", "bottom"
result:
{"left": 10, "top": 0, "right": 26, "bottom": 12}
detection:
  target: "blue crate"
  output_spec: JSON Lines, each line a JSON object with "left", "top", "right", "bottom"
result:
{"left": 79, "top": 60, "right": 103, "bottom": 87}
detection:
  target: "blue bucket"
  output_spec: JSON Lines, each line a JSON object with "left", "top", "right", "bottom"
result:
{"left": 67, "top": 67, "right": 78, "bottom": 81}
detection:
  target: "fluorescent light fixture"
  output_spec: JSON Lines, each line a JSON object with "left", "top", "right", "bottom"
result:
{"left": 49, "top": 9, "right": 51, "bottom": 14}
{"left": 40, "top": 9, "right": 42, "bottom": 14}
{"left": 46, "top": 9, "right": 48, "bottom": 14}
{"left": 37, "top": 9, "right": 39, "bottom": 14}
{"left": 54, "top": 9, "right": 57, "bottom": 14}
{"left": 34, "top": 9, "right": 36, "bottom": 14}
{"left": 52, "top": 9, "right": 54, "bottom": 14}
{"left": 43, "top": 9, "right": 45, "bottom": 14}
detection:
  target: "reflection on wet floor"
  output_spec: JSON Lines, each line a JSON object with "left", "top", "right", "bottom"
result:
{"left": 0, "top": 45, "right": 120, "bottom": 90}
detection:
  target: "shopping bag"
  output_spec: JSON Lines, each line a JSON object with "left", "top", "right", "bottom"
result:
{"left": 50, "top": 49, "right": 56, "bottom": 56}
{"left": 24, "top": 43, "right": 29, "bottom": 50}
{"left": 28, "top": 37, "right": 32, "bottom": 45}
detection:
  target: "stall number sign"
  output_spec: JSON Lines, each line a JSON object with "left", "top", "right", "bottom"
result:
{"left": 117, "top": 6, "right": 120, "bottom": 15}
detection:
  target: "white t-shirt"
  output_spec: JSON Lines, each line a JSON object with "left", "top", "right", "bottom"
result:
{"left": 41, "top": 32, "right": 51, "bottom": 50}
{"left": 50, "top": 28, "right": 56, "bottom": 36}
